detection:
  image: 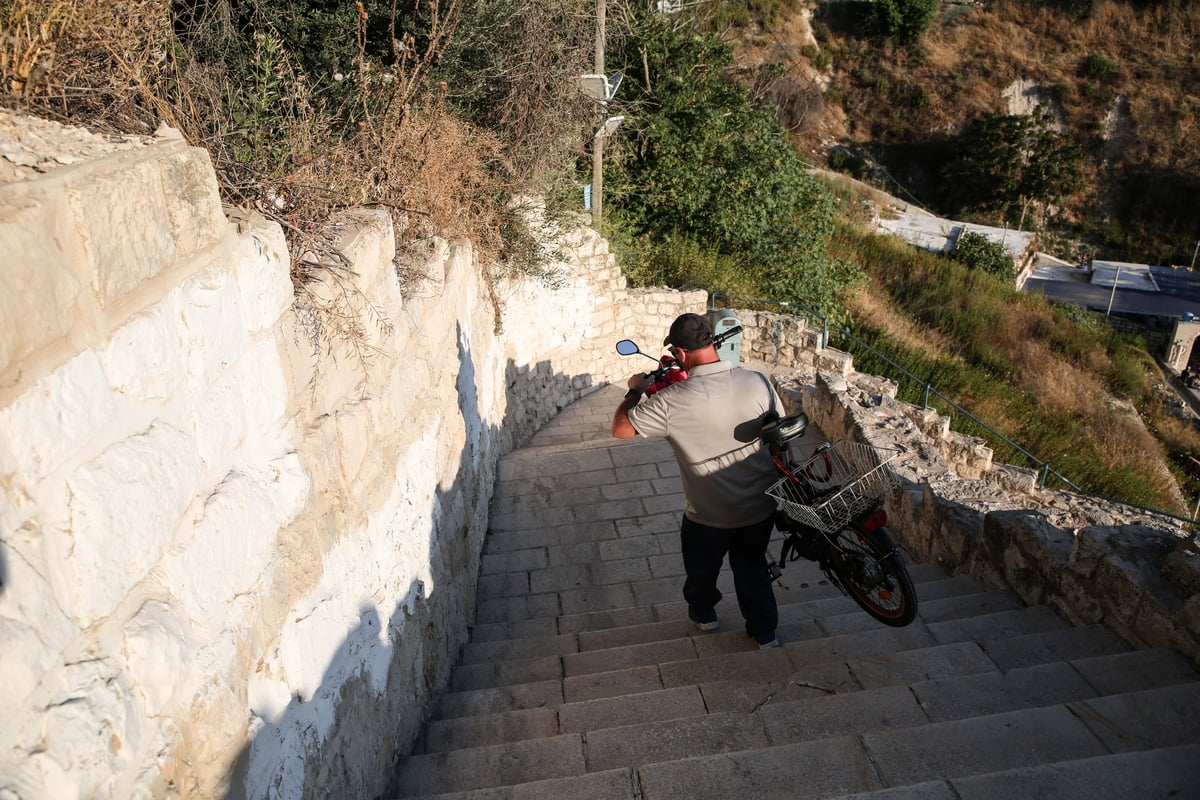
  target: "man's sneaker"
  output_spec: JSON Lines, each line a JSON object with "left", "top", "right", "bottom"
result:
{"left": 750, "top": 631, "right": 780, "bottom": 649}
{"left": 688, "top": 608, "right": 720, "bottom": 632}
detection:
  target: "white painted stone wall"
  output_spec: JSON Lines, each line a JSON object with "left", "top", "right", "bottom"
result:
{"left": 0, "top": 113, "right": 701, "bottom": 799}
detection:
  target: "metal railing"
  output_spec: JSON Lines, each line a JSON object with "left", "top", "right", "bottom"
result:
{"left": 710, "top": 293, "right": 1197, "bottom": 529}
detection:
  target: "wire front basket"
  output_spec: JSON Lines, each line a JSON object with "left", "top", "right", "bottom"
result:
{"left": 766, "top": 440, "right": 901, "bottom": 534}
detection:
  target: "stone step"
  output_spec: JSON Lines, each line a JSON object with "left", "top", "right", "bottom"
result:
{"left": 446, "top": 603, "right": 1090, "bottom": 700}
{"left": 463, "top": 572, "right": 981, "bottom": 664}
{"left": 1068, "top": 645, "right": 1200, "bottom": 694}
{"left": 475, "top": 536, "right": 946, "bottom": 603}
{"left": 472, "top": 560, "right": 953, "bottom": 630}
{"left": 435, "top": 679, "right": 563, "bottom": 721}
{"left": 458, "top": 578, "right": 993, "bottom": 666}
{"left": 419, "top": 648, "right": 1199, "bottom": 782}
{"left": 393, "top": 734, "right": 586, "bottom": 797}
{"left": 979, "top": 622, "right": 1130, "bottom": 670}
{"left": 1066, "top": 680, "right": 1200, "bottom": 751}
{"left": 631, "top": 704, "right": 1115, "bottom": 800}
{"left": 403, "top": 767, "right": 640, "bottom": 800}
{"left": 945, "top": 744, "right": 1200, "bottom": 799}
{"left": 434, "top": 638, "right": 1197, "bottom": 736}
{"left": 420, "top": 700, "right": 1109, "bottom": 799}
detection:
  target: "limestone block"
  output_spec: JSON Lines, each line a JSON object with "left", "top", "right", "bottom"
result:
{"left": 1163, "top": 543, "right": 1200, "bottom": 595}
{"left": 188, "top": 335, "right": 291, "bottom": 482}
{"left": 0, "top": 189, "right": 88, "bottom": 377}
{"left": 177, "top": 264, "right": 252, "bottom": 398}
{"left": 0, "top": 349, "right": 116, "bottom": 489}
{"left": 233, "top": 222, "right": 292, "bottom": 334}
{"left": 816, "top": 347, "right": 853, "bottom": 377}
{"left": 1129, "top": 596, "right": 1187, "bottom": 653}
{"left": 64, "top": 421, "right": 204, "bottom": 624}
{"left": 986, "top": 462, "right": 1039, "bottom": 494}
{"left": 98, "top": 299, "right": 185, "bottom": 404}
{"left": 327, "top": 210, "right": 396, "bottom": 297}
{"left": 1074, "top": 526, "right": 1185, "bottom": 621}
{"left": 983, "top": 510, "right": 1071, "bottom": 603}
{"left": 1179, "top": 595, "right": 1200, "bottom": 657}
{"left": 161, "top": 143, "right": 227, "bottom": 239}
{"left": 122, "top": 598, "right": 195, "bottom": 716}
{"left": 162, "top": 453, "right": 308, "bottom": 632}
{"left": 923, "top": 487, "right": 986, "bottom": 566}
{"left": 17, "top": 654, "right": 132, "bottom": 797}
{"left": 1055, "top": 565, "right": 1106, "bottom": 625}
{"left": 0, "top": 610, "right": 76, "bottom": 755}
{"left": 70, "top": 159, "right": 176, "bottom": 306}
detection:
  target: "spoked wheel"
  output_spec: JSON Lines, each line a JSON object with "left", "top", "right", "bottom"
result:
{"left": 827, "top": 526, "right": 917, "bottom": 627}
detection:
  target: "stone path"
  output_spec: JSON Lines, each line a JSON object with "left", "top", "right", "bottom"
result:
{"left": 391, "top": 383, "right": 1200, "bottom": 798}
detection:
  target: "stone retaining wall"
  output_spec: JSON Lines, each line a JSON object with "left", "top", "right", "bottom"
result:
{"left": 0, "top": 112, "right": 701, "bottom": 799}
{"left": 765, "top": 367, "right": 1200, "bottom": 668}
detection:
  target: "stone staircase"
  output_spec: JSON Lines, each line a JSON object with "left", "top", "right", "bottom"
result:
{"left": 391, "top": 384, "right": 1200, "bottom": 799}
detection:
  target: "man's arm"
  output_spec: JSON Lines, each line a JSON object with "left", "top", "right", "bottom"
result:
{"left": 612, "top": 374, "right": 648, "bottom": 439}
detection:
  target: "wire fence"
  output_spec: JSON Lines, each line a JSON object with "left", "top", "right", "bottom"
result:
{"left": 710, "top": 293, "right": 1199, "bottom": 530}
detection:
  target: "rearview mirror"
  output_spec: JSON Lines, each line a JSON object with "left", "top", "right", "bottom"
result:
{"left": 615, "top": 339, "right": 640, "bottom": 356}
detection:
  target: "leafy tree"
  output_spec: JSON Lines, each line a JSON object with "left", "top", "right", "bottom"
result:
{"left": 604, "top": 6, "right": 856, "bottom": 314}
{"left": 871, "top": 0, "right": 939, "bottom": 45}
{"left": 951, "top": 231, "right": 1015, "bottom": 283}
{"left": 940, "top": 109, "right": 1084, "bottom": 228}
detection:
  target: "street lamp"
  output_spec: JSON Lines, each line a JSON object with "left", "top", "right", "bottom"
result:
{"left": 581, "top": 0, "right": 625, "bottom": 230}
{"left": 580, "top": 70, "right": 623, "bottom": 228}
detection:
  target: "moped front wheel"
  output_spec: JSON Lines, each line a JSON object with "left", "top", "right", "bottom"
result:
{"left": 828, "top": 526, "right": 917, "bottom": 627}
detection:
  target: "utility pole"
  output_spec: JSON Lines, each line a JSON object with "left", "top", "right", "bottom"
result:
{"left": 1190, "top": 239, "right": 1199, "bottom": 271}
{"left": 592, "top": 0, "right": 606, "bottom": 230}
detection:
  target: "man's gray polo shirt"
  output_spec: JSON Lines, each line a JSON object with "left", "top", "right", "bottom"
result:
{"left": 628, "top": 360, "right": 780, "bottom": 528}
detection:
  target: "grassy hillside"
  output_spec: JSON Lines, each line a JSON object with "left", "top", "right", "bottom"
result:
{"left": 816, "top": 173, "right": 1199, "bottom": 517}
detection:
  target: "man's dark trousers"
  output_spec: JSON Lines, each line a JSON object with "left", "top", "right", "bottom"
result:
{"left": 680, "top": 514, "right": 779, "bottom": 640}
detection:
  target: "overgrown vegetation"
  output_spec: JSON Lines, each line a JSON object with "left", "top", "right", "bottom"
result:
{"left": 817, "top": 174, "right": 1197, "bottom": 514}
{"left": 940, "top": 110, "right": 1084, "bottom": 230}
{"left": 603, "top": 3, "right": 862, "bottom": 316}
{"left": 951, "top": 231, "right": 1016, "bottom": 284}
{"left": 1, "top": 0, "right": 595, "bottom": 350}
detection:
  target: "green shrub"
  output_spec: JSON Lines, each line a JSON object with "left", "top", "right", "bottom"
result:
{"left": 1082, "top": 52, "right": 1118, "bottom": 78}
{"left": 871, "top": 0, "right": 940, "bottom": 45}
{"left": 604, "top": 4, "right": 860, "bottom": 316}
{"left": 951, "top": 231, "right": 1015, "bottom": 282}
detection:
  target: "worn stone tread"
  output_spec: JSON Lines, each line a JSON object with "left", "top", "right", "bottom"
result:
{"left": 980, "top": 623, "right": 1130, "bottom": 671}
{"left": 559, "top": 685, "right": 707, "bottom": 733}
{"left": 948, "top": 744, "right": 1200, "bottom": 799}
{"left": 1069, "top": 646, "right": 1200, "bottom": 695}
{"left": 585, "top": 711, "right": 771, "bottom": 772}
{"left": 436, "top": 680, "right": 563, "bottom": 721}
{"left": 394, "top": 734, "right": 585, "bottom": 797}
{"left": 635, "top": 735, "right": 880, "bottom": 800}
{"left": 405, "top": 767, "right": 639, "bottom": 800}
{"left": 423, "top": 707, "right": 559, "bottom": 754}
{"left": 1066, "top": 682, "right": 1200, "bottom": 752}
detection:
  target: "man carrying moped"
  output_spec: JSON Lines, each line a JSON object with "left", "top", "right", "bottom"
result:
{"left": 612, "top": 313, "right": 784, "bottom": 648}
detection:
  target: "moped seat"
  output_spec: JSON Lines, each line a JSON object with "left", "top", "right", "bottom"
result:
{"left": 760, "top": 412, "right": 808, "bottom": 446}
